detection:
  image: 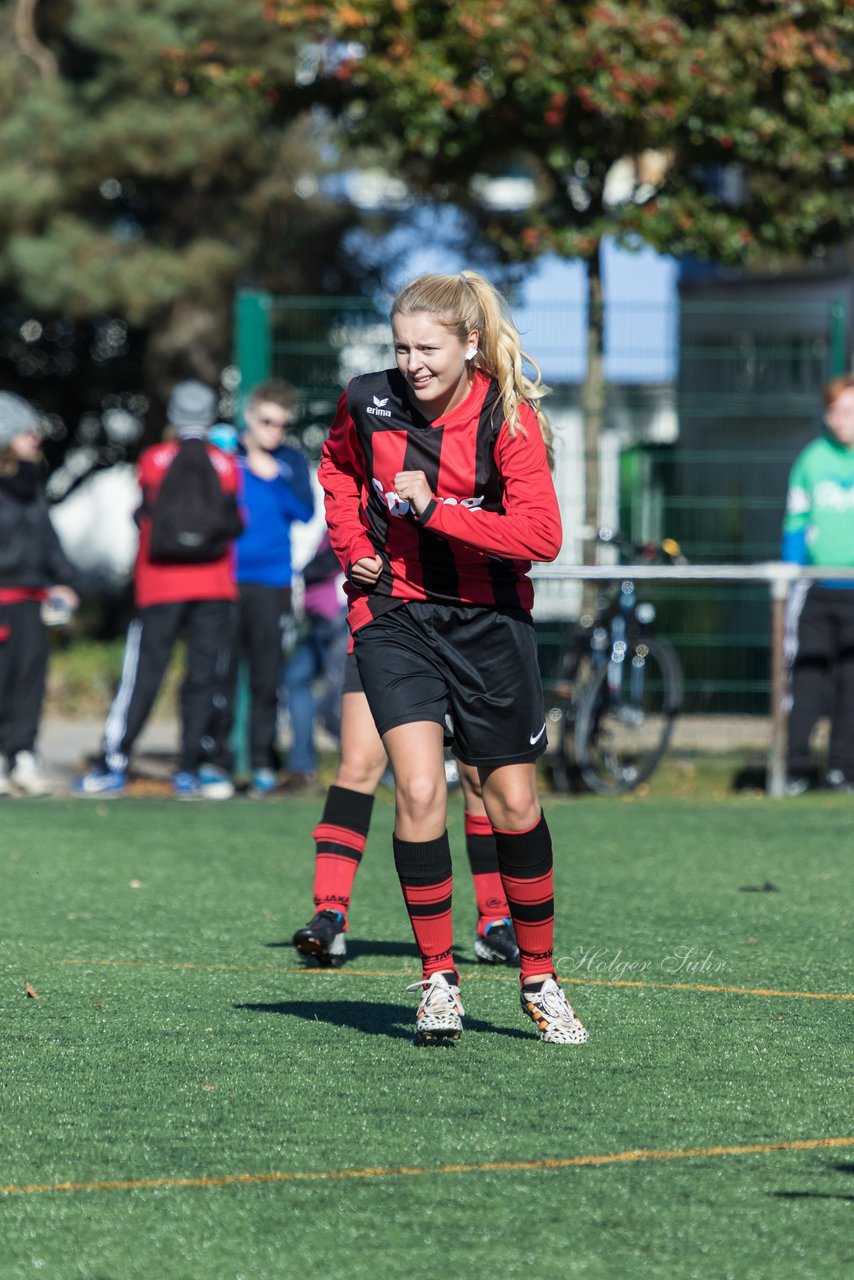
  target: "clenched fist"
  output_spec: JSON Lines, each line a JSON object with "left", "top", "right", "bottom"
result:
{"left": 350, "top": 554, "right": 384, "bottom": 587}
{"left": 393, "top": 470, "right": 433, "bottom": 516}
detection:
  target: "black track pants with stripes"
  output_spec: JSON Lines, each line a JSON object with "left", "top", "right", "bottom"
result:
{"left": 102, "top": 599, "right": 235, "bottom": 775}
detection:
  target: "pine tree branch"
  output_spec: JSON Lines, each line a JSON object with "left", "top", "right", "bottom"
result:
{"left": 13, "top": 0, "right": 57, "bottom": 79}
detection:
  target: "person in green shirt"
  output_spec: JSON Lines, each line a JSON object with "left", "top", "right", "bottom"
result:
{"left": 782, "top": 374, "right": 854, "bottom": 793}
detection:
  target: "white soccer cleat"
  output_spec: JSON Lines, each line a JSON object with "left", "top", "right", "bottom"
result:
{"left": 520, "top": 977, "right": 588, "bottom": 1045}
{"left": 406, "top": 972, "right": 465, "bottom": 1043}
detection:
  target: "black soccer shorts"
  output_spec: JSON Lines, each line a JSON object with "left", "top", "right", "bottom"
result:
{"left": 353, "top": 601, "right": 548, "bottom": 768}
{"left": 341, "top": 649, "right": 363, "bottom": 696}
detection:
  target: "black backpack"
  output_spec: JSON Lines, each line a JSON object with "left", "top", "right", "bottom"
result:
{"left": 147, "top": 439, "right": 243, "bottom": 564}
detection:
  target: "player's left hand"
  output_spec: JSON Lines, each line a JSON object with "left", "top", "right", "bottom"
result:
{"left": 393, "top": 470, "right": 433, "bottom": 516}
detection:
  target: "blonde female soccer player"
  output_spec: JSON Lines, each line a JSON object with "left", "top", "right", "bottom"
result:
{"left": 318, "top": 271, "right": 587, "bottom": 1046}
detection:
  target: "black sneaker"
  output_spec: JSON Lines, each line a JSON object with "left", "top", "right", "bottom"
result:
{"left": 473, "top": 919, "right": 521, "bottom": 966}
{"left": 292, "top": 910, "right": 347, "bottom": 967}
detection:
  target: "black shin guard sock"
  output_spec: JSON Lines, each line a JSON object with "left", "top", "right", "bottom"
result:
{"left": 493, "top": 813, "right": 553, "bottom": 879}
{"left": 322, "top": 785, "right": 374, "bottom": 836}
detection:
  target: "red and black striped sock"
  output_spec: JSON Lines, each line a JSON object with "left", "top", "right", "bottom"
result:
{"left": 493, "top": 814, "right": 555, "bottom": 984}
{"left": 464, "top": 810, "right": 510, "bottom": 936}
{"left": 393, "top": 830, "right": 457, "bottom": 983}
{"left": 311, "top": 786, "right": 374, "bottom": 929}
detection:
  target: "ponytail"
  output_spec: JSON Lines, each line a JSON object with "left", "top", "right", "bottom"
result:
{"left": 391, "top": 270, "right": 554, "bottom": 469}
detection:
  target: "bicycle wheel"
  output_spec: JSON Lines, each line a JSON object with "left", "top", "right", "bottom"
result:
{"left": 574, "top": 636, "right": 682, "bottom": 795}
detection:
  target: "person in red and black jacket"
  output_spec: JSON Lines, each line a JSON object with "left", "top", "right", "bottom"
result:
{"left": 74, "top": 381, "right": 239, "bottom": 799}
{"left": 318, "top": 269, "right": 588, "bottom": 1047}
{"left": 0, "top": 393, "right": 79, "bottom": 797}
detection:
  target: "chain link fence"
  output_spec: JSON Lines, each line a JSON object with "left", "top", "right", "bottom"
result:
{"left": 235, "top": 289, "right": 849, "bottom": 722}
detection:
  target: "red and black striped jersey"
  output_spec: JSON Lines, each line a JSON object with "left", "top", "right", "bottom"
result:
{"left": 318, "top": 368, "right": 562, "bottom": 633}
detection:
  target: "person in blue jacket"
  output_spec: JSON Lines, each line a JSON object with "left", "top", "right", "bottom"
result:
{"left": 227, "top": 380, "right": 314, "bottom": 796}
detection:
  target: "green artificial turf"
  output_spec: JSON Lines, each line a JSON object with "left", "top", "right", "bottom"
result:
{"left": 1, "top": 794, "right": 851, "bottom": 1279}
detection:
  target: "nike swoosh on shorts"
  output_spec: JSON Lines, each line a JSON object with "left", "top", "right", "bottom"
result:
{"left": 529, "top": 724, "right": 546, "bottom": 745}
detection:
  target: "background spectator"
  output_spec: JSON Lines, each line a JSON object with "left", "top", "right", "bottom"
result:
{"left": 0, "top": 392, "right": 79, "bottom": 797}
{"left": 229, "top": 380, "right": 314, "bottom": 797}
{"left": 73, "top": 380, "right": 241, "bottom": 799}
{"left": 782, "top": 374, "right": 854, "bottom": 794}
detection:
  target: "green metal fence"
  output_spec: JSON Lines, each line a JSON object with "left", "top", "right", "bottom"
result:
{"left": 235, "top": 289, "right": 849, "bottom": 715}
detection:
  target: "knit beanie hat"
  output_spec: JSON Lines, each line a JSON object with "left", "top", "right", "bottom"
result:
{"left": 166, "top": 380, "right": 218, "bottom": 439}
{"left": 0, "top": 392, "right": 41, "bottom": 446}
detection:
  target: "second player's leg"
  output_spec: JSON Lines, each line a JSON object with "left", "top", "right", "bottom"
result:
{"left": 458, "top": 761, "right": 519, "bottom": 965}
{"left": 336, "top": 689, "right": 387, "bottom": 794}
{"left": 293, "top": 690, "right": 388, "bottom": 966}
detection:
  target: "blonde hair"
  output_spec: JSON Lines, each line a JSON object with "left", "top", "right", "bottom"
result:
{"left": 391, "top": 270, "right": 553, "bottom": 466}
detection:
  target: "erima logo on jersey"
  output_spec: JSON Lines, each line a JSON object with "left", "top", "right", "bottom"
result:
{"left": 372, "top": 479, "right": 485, "bottom": 518}
{"left": 367, "top": 395, "right": 392, "bottom": 418}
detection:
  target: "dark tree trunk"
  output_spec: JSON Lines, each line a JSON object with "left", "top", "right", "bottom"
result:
{"left": 580, "top": 245, "right": 605, "bottom": 603}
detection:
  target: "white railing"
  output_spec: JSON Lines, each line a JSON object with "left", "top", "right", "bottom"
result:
{"left": 531, "top": 563, "right": 854, "bottom": 798}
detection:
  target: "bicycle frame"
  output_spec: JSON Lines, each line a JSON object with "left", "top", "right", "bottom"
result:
{"left": 545, "top": 534, "right": 683, "bottom": 794}
{"left": 593, "top": 577, "right": 658, "bottom": 716}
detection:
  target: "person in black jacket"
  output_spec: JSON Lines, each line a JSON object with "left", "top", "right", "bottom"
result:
{"left": 0, "top": 393, "right": 79, "bottom": 796}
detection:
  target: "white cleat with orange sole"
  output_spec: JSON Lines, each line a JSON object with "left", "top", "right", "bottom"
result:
{"left": 521, "top": 978, "right": 588, "bottom": 1044}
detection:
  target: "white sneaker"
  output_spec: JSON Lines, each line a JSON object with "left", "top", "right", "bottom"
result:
{"left": 520, "top": 978, "right": 588, "bottom": 1045}
{"left": 10, "top": 751, "right": 51, "bottom": 797}
{"left": 406, "top": 972, "right": 465, "bottom": 1043}
{"left": 197, "top": 765, "right": 234, "bottom": 800}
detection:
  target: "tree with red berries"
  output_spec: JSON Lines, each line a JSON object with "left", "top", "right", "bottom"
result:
{"left": 268, "top": 0, "right": 854, "bottom": 529}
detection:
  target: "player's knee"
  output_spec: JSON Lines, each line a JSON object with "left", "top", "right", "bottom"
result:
{"left": 395, "top": 771, "right": 443, "bottom": 824}
{"left": 487, "top": 784, "right": 540, "bottom": 832}
{"left": 337, "top": 752, "right": 386, "bottom": 791}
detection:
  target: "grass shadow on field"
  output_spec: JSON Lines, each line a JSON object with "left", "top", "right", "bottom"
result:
{"left": 263, "top": 939, "right": 519, "bottom": 968}
{"left": 263, "top": 938, "right": 416, "bottom": 959}
{"left": 770, "top": 1159, "right": 854, "bottom": 1203}
{"left": 234, "top": 999, "right": 530, "bottom": 1042}
{"left": 772, "top": 1191, "right": 854, "bottom": 1202}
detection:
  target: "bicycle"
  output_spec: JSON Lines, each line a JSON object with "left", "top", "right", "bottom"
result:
{"left": 544, "top": 530, "right": 684, "bottom": 796}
